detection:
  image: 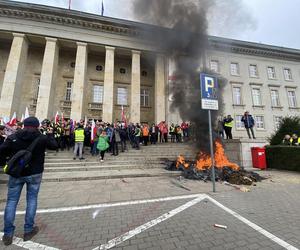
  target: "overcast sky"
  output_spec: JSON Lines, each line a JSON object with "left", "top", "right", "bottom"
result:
{"left": 8, "top": 0, "right": 300, "bottom": 49}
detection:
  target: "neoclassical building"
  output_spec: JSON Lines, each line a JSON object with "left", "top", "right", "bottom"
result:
{"left": 0, "top": 1, "right": 299, "bottom": 139}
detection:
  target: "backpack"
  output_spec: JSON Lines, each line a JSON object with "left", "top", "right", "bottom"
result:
{"left": 3, "top": 136, "right": 42, "bottom": 178}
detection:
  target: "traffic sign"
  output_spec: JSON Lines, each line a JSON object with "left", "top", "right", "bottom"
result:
{"left": 200, "top": 73, "right": 219, "bottom": 110}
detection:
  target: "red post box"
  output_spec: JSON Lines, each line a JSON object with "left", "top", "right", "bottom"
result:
{"left": 251, "top": 147, "right": 267, "bottom": 170}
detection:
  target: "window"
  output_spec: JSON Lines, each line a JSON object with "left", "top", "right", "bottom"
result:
{"left": 252, "top": 88, "right": 262, "bottom": 106}
{"left": 210, "top": 60, "right": 219, "bottom": 73}
{"left": 270, "top": 89, "right": 280, "bottom": 107}
{"left": 274, "top": 116, "right": 282, "bottom": 130}
{"left": 287, "top": 90, "right": 297, "bottom": 108}
{"left": 249, "top": 64, "right": 258, "bottom": 77}
{"left": 96, "top": 65, "right": 103, "bottom": 71}
{"left": 93, "top": 85, "right": 103, "bottom": 103}
{"left": 230, "top": 63, "right": 239, "bottom": 75}
{"left": 232, "top": 87, "right": 242, "bottom": 105}
{"left": 65, "top": 81, "right": 73, "bottom": 101}
{"left": 120, "top": 68, "right": 126, "bottom": 74}
{"left": 284, "top": 68, "right": 292, "bottom": 80}
{"left": 117, "top": 87, "right": 128, "bottom": 105}
{"left": 34, "top": 78, "right": 40, "bottom": 99}
{"left": 267, "top": 67, "right": 276, "bottom": 79}
{"left": 140, "top": 89, "right": 150, "bottom": 107}
{"left": 255, "top": 116, "right": 265, "bottom": 129}
{"left": 235, "top": 115, "right": 244, "bottom": 129}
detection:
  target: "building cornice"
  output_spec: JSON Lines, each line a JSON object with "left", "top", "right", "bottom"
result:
{"left": 208, "top": 36, "right": 300, "bottom": 61}
{"left": 0, "top": 1, "right": 144, "bottom": 38}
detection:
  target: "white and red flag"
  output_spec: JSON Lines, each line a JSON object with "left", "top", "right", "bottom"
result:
{"left": 24, "top": 107, "right": 29, "bottom": 119}
{"left": 7, "top": 112, "right": 17, "bottom": 126}
{"left": 121, "top": 105, "right": 127, "bottom": 128}
{"left": 55, "top": 111, "right": 59, "bottom": 124}
{"left": 21, "top": 114, "right": 25, "bottom": 122}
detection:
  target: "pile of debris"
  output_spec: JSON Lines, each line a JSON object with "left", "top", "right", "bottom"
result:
{"left": 165, "top": 161, "right": 263, "bottom": 185}
{"left": 165, "top": 141, "right": 264, "bottom": 185}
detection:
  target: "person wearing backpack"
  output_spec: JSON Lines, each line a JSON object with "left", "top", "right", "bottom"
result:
{"left": 0, "top": 116, "right": 58, "bottom": 246}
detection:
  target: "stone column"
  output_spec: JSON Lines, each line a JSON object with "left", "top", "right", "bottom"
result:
{"left": 0, "top": 33, "right": 28, "bottom": 117}
{"left": 155, "top": 54, "right": 166, "bottom": 124}
{"left": 35, "top": 37, "right": 59, "bottom": 120}
{"left": 102, "top": 46, "right": 115, "bottom": 123}
{"left": 130, "top": 50, "right": 141, "bottom": 124}
{"left": 70, "top": 42, "right": 88, "bottom": 121}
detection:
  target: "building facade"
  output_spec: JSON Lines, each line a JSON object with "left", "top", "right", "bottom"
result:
{"left": 0, "top": 1, "right": 299, "bottom": 139}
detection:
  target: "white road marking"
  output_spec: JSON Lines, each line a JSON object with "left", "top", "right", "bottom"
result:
{"left": 0, "top": 232, "right": 60, "bottom": 250}
{"left": 206, "top": 196, "right": 299, "bottom": 250}
{"left": 0, "top": 194, "right": 202, "bottom": 216}
{"left": 93, "top": 195, "right": 207, "bottom": 250}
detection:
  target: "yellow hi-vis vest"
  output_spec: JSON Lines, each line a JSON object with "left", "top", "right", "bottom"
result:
{"left": 224, "top": 120, "right": 233, "bottom": 128}
{"left": 75, "top": 129, "right": 84, "bottom": 142}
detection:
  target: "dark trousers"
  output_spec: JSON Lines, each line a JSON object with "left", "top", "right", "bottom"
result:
{"left": 150, "top": 134, "right": 157, "bottom": 144}
{"left": 111, "top": 141, "right": 119, "bottom": 155}
{"left": 134, "top": 136, "right": 140, "bottom": 149}
{"left": 163, "top": 133, "right": 168, "bottom": 142}
{"left": 224, "top": 127, "right": 233, "bottom": 139}
{"left": 120, "top": 139, "right": 126, "bottom": 152}
{"left": 143, "top": 136, "right": 149, "bottom": 146}
{"left": 246, "top": 127, "right": 256, "bottom": 139}
{"left": 100, "top": 150, "right": 105, "bottom": 160}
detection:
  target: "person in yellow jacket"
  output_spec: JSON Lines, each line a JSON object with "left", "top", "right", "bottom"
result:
{"left": 73, "top": 124, "right": 85, "bottom": 160}
{"left": 223, "top": 115, "right": 233, "bottom": 139}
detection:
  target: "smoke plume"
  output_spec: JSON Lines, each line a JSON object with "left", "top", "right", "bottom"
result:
{"left": 133, "top": 0, "right": 225, "bottom": 153}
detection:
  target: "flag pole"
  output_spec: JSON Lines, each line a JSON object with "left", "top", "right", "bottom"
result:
{"left": 68, "top": 0, "right": 71, "bottom": 10}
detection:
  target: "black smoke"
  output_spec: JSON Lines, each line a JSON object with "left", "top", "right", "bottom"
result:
{"left": 133, "top": 0, "right": 225, "bottom": 153}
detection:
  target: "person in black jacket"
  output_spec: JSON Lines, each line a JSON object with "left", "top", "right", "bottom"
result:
{"left": 0, "top": 117, "right": 58, "bottom": 246}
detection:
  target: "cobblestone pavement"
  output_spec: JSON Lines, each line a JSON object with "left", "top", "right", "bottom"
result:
{"left": 0, "top": 169, "right": 299, "bottom": 250}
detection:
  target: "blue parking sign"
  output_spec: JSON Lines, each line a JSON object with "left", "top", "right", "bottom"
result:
{"left": 200, "top": 73, "right": 219, "bottom": 110}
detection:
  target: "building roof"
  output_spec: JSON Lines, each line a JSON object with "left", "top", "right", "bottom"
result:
{"left": 1, "top": 0, "right": 300, "bottom": 60}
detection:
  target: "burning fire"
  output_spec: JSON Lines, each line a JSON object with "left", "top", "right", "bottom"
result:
{"left": 177, "top": 140, "right": 239, "bottom": 171}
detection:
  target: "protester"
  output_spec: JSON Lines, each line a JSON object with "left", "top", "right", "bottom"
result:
{"left": 282, "top": 134, "right": 291, "bottom": 145}
{"left": 291, "top": 134, "right": 299, "bottom": 146}
{"left": 150, "top": 123, "right": 158, "bottom": 144}
{"left": 0, "top": 116, "right": 58, "bottom": 246}
{"left": 181, "top": 121, "right": 189, "bottom": 138}
{"left": 142, "top": 123, "right": 149, "bottom": 146}
{"left": 241, "top": 111, "right": 256, "bottom": 139}
{"left": 223, "top": 115, "right": 233, "bottom": 139}
{"left": 175, "top": 125, "right": 183, "bottom": 142}
{"left": 0, "top": 125, "right": 6, "bottom": 145}
{"left": 97, "top": 130, "right": 109, "bottom": 162}
{"left": 73, "top": 123, "right": 85, "bottom": 160}
{"left": 217, "top": 117, "right": 224, "bottom": 138}
{"left": 118, "top": 123, "right": 127, "bottom": 152}
{"left": 134, "top": 124, "right": 141, "bottom": 150}
{"left": 169, "top": 123, "right": 176, "bottom": 142}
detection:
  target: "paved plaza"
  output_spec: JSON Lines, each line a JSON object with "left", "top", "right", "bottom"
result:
{"left": 0, "top": 169, "right": 299, "bottom": 250}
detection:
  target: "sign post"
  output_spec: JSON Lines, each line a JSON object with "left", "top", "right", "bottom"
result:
{"left": 200, "top": 73, "right": 219, "bottom": 192}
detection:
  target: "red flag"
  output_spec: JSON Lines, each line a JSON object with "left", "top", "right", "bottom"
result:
{"left": 8, "top": 112, "right": 17, "bottom": 127}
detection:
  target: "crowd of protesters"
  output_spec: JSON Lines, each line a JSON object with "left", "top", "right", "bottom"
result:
{"left": 0, "top": 118, "right": 190, "bottom": 162}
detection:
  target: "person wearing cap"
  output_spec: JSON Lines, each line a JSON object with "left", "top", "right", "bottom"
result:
{"left": 0, "top": 116, "right": 58, "bottom": 246}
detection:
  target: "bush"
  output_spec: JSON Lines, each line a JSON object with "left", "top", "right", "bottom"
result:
{"left": 269, "top": 116, "right": 300, "bottom": 145}
{"left": 265, "top": 146, "right": 300, "bottom": 171}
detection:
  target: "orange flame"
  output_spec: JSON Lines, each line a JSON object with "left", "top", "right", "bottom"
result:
{"left": 176, "top": 155, "right": 190, "bottom": 169}
{"left": 177, "top": 140, "right": 240, "bottom": 171}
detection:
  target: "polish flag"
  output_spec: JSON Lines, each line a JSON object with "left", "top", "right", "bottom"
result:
{"left": 121, "top": 105, "right": 127, "bottom": 128}
{"left": 55, "top": 111, "right": 59, "bottom": 124}
{"left": 8, "top": 112, "right": 17, "bottom": 126}
{"left": 84, "top": 116, "right": 88, "bottom": 128}
{"left": 91, "top": 120, "right": 96, "bottom": 142}
{"left": 24, "top": 107, "right": 30, "bottom": 119}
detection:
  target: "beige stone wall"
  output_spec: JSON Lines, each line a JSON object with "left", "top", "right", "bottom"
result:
{"left": 0, "top": 45, "right": 10, "bottom": 95}
{"left": 19, "top": 47, "right": 43, "bottom": 116}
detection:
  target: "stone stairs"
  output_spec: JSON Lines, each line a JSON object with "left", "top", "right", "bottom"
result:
{"left": 0, "top": 143, "right": 197, "bottom": 183}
